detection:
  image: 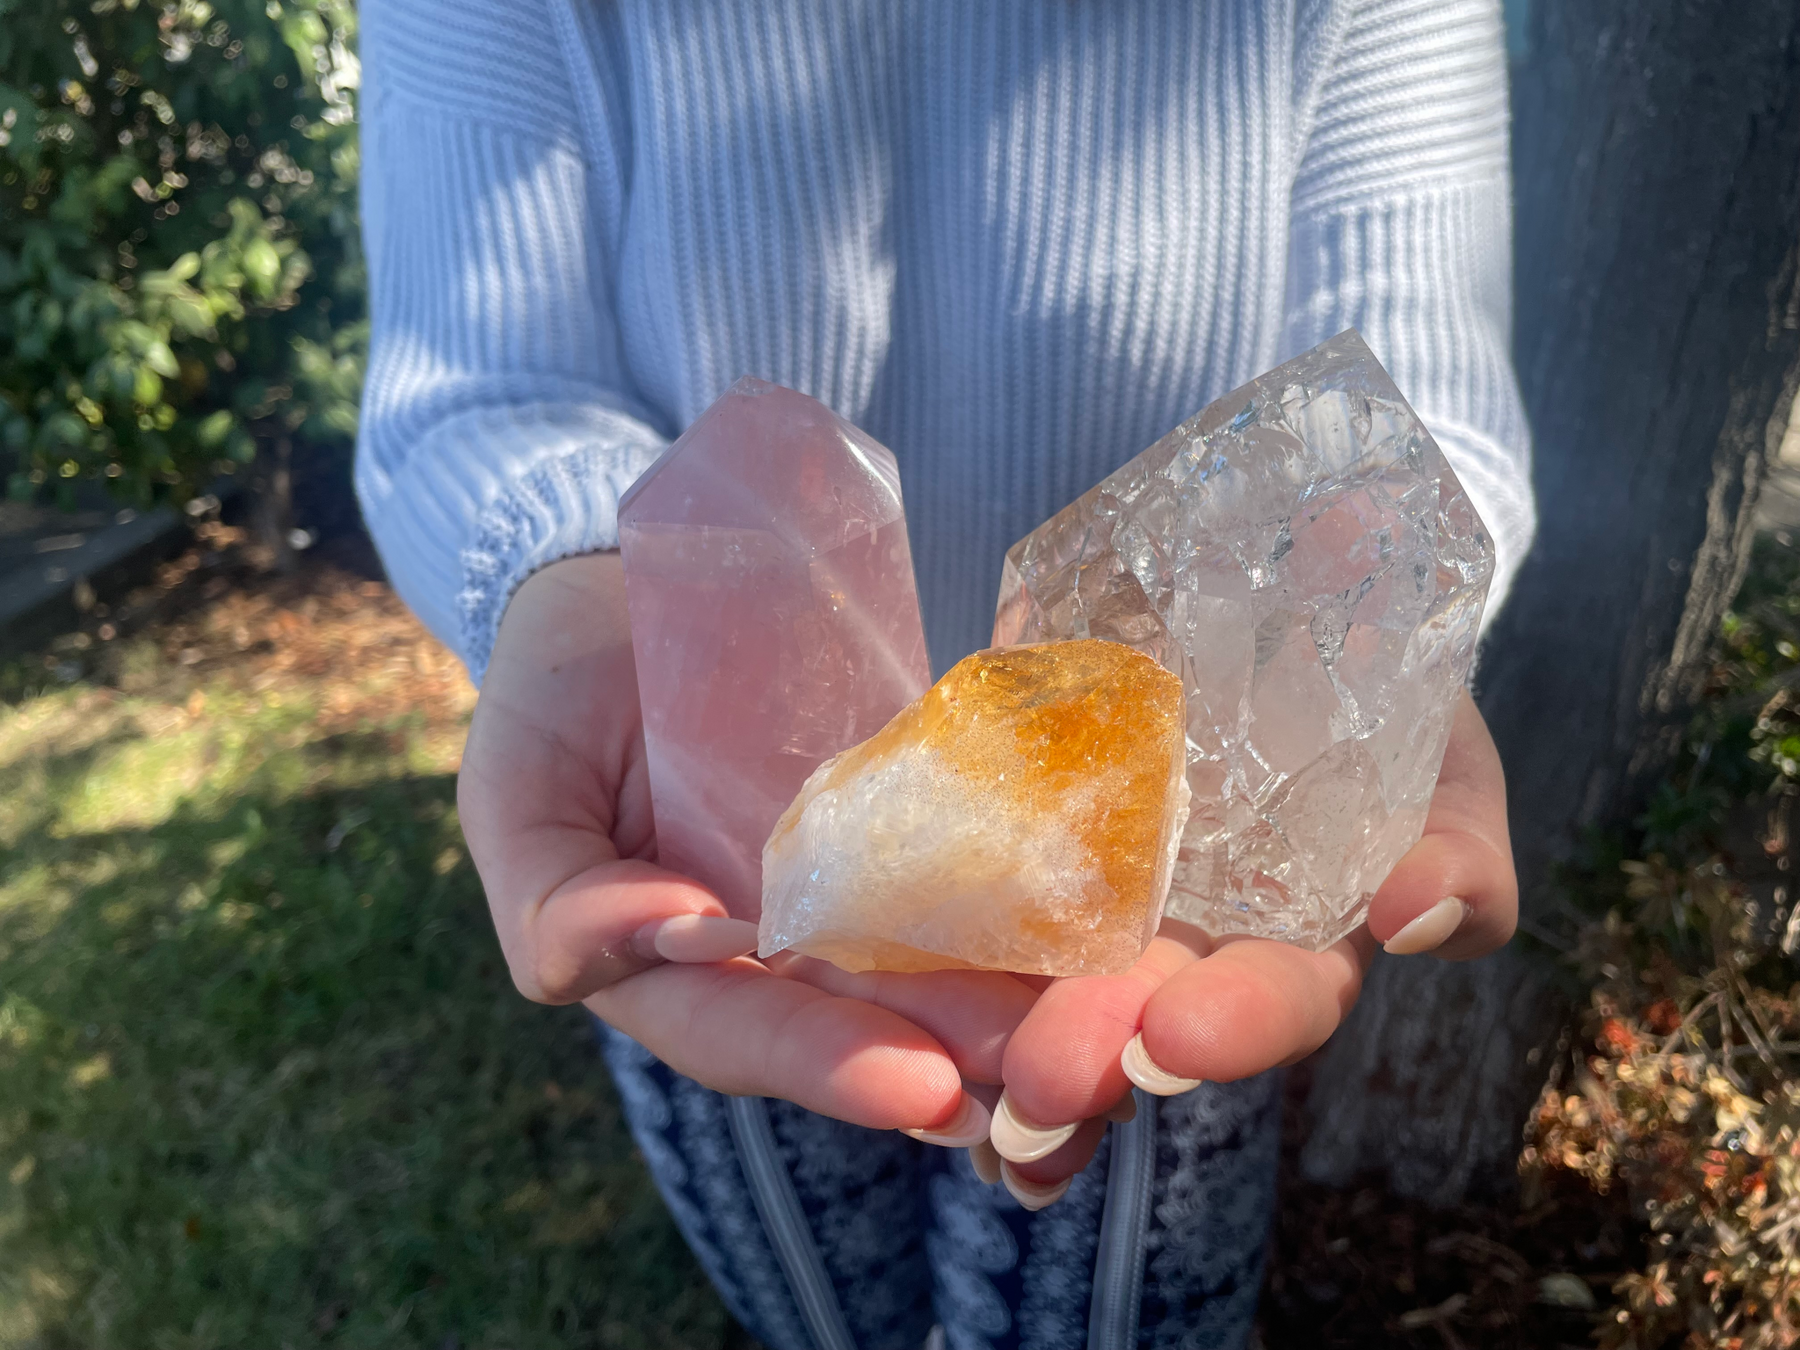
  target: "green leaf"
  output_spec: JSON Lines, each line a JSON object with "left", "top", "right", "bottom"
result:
{"left": 197, "top": 410, "right": 235, "bottom": 448}
{"left": 142, "top": 340, "right": 179, "bottom": 378}
{"left": 133, "top": 364, "right": 164, "bottom": 407}
{"left": 38, "top": 410, "right": 86, "bottom": 450}
{"left": 228, "top": 197, "right": 263, "bottom": 233}
{"left": 163, "top": 253, "right": 202, "bottom": 284}
{"left": 98, "top": 353, "right": 139, "bottom": 403}
{"left": 166, "top": 295, "right": 215, "bottom": 337}
{"left": 243, "top": 238, "right": 281, "bottom": 292}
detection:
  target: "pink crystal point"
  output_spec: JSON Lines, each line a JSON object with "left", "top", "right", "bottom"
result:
{"left": 618, "top": 378, "right": 932, "bottom": 919}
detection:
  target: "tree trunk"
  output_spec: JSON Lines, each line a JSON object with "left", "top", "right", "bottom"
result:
{"left": 250, "top": 433, "right": 297, "bottom": 575}
{"left": 1302, "top": 0, "right": 1800, "bottom": 1205}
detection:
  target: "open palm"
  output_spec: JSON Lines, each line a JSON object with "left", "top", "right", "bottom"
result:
{"left": 458, "top": 553, "right": 1035, "bottom": 1140}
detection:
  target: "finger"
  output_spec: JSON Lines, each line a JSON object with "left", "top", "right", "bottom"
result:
{"left": 506, "top": 858, "right": 743, "bottom": 1004}
{"left": 1133, "top": 933, "right": 1370, "bottom": 1088}
{"left": 459, "top": 555, "right": 652, "bottom": 900}
{"left": 998, "top": 1118, "right": 1108, "bottom": 1203}
{"left": 995, "top": 921, "right": 1211, "bottom": 1140}
{"left": 901, "top": 1092, "right": 994, "bottom": 1148}
{"left": 649, "top": 912, "right": 764, "bottom": 963}
{"left": 1365, "top": 690, "right": 1516, "bottom": 961}
{"left": 587, "top": 960, "right": 966, "bottom": 1131}
{"left": 1365, "top": 832, "right": 1511, "bottom": 960}
{"left": 766, "top": 953, "right": 1040, "bottom": 1083}
{"left": 459, "top": 552, "right": 679, "bottom": 1000}
{"left": 1000, "top": 1162, "right": 1070, "bottom": 1211}
{"left": 1102, "top": 1094, "right": 1138, "bottom": 1123}
{"left": 529, "top": 909, "right": 760, "bottom": 998}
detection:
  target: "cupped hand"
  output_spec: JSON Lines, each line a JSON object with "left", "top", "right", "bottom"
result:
{"left": 986, "top": 689, "right": 1516, "bottom": 1207}
{"left": 459, "top": 552, "right": 1037, "bottom": 1142}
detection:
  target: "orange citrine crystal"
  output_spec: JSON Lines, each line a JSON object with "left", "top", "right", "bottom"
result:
{"left": 758, "top": 639, "right": 1189, "bottom": 976}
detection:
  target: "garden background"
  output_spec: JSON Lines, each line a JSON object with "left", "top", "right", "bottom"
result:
{"left": 5, "top": 2, "right": 1800, "bottom": 1347}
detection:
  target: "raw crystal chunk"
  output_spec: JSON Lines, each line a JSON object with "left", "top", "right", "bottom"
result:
{"left": 618, "top": 378, "right": 931, "bottom": 917}
{"left": 994, "top": 331, "right": 1493, "bottom": 950}
{"left": 759, "top": 640, "right": 1190, "bottom": 977}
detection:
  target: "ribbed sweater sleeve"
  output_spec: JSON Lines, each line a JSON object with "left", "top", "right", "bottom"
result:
{"left": 354, "top": 0, "right": 666, "bottom": 679}
{"left": 1283, "top": 0, "right": 1536, "bottom": 610}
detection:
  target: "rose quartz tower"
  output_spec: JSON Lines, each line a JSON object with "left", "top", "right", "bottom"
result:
{"left": 617, "top": 378, "right": 932, "bottom": 918}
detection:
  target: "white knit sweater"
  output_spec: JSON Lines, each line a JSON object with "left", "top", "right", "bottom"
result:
{"left": 355, "top": 0, "right": 1534, "bottom": 681}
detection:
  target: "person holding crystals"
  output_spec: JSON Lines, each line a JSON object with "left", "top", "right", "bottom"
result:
{"left": 354, "top": 1, "right": 1530, "bottom": 1345}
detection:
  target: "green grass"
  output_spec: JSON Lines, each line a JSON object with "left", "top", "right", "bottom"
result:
{"left": 0, "top": 600, "right": 732, "bottom": 1348}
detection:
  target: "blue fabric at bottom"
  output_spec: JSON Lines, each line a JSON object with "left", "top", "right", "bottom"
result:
{"left": 593, "top": 1019, "right": 1276, "bottom": 1349}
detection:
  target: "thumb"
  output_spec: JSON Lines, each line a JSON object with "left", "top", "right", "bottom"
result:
{"left": 512, "top": 856, "right": 756, "bottom": 1004}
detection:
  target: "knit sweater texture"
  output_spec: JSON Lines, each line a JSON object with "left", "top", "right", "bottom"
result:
{"left": 355, "top": 0, "right": 1535, "bottom": 683}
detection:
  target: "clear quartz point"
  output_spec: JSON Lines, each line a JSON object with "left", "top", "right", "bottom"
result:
{"left": 993, "top": 331, "right": 1494, "bottom": 950}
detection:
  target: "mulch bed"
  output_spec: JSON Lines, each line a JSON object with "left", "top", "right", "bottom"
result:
{"left": 1258, "top": 1065, "right": 1640, "bottom": 1349}
{"left": 5, "top": 515, "right": 470, "bottom": 729}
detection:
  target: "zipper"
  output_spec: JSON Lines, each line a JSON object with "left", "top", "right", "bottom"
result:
{"left": 1088, "top": 1088, "right": 1157, "bottom": 1350}
{"left": 726, "top": 1094, "right": 860, "bottom": 1350}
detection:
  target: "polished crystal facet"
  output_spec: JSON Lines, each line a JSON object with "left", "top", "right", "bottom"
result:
{"left": 759, "top": 640, "right": 1189, "bottom": 976}
{"left": 618, "top": 378, "right": 932, "bottom": 918}
{"left": 993, "top": 331, "right": 1493, "bottom": 950}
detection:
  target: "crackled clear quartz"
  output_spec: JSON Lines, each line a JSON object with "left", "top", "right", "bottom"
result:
{"left": 994, "top": 331, "right": 1494, "bottom": 950}
{"left": 618, "top": 378, "right": 931, "bottom": 917}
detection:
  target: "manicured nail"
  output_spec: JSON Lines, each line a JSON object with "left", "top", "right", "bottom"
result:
{"left": 902, "top": 1093, "right": 992, "bottom": 1148}
{"left": 1382, "top": 897, "right": 1469, "bottom": 956}
{"left": 636, "top": 914, "right": 760, "bottom": 964}
{"left": 1120, "top": 1033, "right": 1202, "bottom": 1096}
{"left": 988, "top": 1093, "right": 1079, "bottom": 1163}
{"left": 1000, "top": 1161, "right": 1071, "bottom": 1211}
{"left": 1102, "top": 1094, "right": 1138, "bottom": 1124}
{"left": 968, "top": 1139, "right": 1003, "bottom": 1186}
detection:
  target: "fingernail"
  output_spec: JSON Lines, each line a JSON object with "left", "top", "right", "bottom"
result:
{"left": 988, "top": 1092, "right": 1079, "bottom": 1163}
{"left": 636, "top": 914, "right": 760, "bottom": 964}
{"left": 902, "top": 1093, "right": 992, "bottom": 1148}
{"left": 968, "top": 1139, "right": 1003, "bottom": 1186}
{"left": 1102, "top": 1093, "right": 1138, "bottom": 1124}
{"left": 1382, "top": 897, "right": 1469, "bottom": 956}
{"left": 1000, "top": 1161, "right": 1071, "bottom": 1211}
{"left": 1120, "top": 1033, "right": 1202, "bottom": 1096}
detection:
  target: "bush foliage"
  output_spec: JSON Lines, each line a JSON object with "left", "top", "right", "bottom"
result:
{"left": 0, "top": 0, "right": 362, "bottom": 509}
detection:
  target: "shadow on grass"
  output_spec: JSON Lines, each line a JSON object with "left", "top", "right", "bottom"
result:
{"left": 0, "top": 763, "right": 731, "bottom": 1350}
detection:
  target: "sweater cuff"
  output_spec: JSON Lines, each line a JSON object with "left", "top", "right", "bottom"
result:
{"left": 356, "top": 400, "right": 666, "bottom": 684}
{"left": 457, "top": 434, "right": 664, "bottom": 684}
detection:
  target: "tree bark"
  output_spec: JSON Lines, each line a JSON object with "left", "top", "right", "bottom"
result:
{"left": 250, "top": 433, "right": 297, "bottom": 575}
{"left": 1302, "top": 0, "right": 1800, "bottom": 1205}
